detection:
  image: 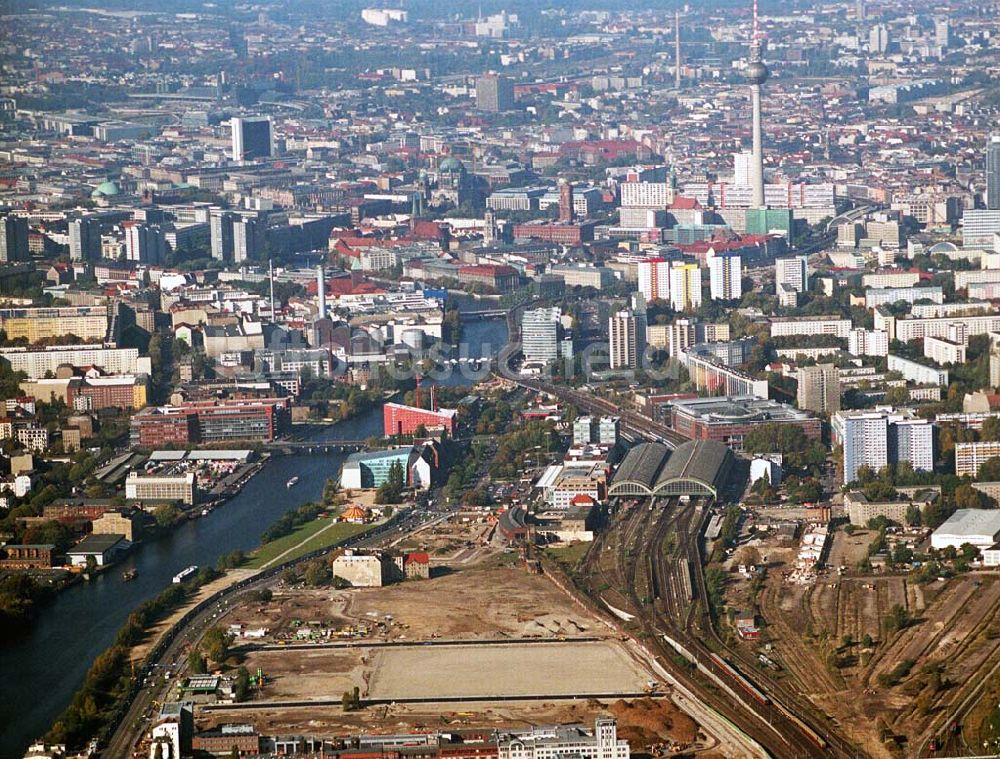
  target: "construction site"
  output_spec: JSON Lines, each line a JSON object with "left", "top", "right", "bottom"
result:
{"left": 198, "top": 553, "right": 722, "bottom": 757}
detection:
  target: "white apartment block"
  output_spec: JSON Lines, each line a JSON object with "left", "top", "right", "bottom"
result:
{"left": 775, "top": 256, "right": 808, "bottom": 293}
{"left": 864, "top": 286, "right": 944, "bottom": 309}
{"left": 620, "top": 182, "right": 672, "bottom": 208}
{"left": 878, "top": 312, "right": 1000, "bottom": 342}
{"left": 708, "top": 252, "right": 741, "bottom": 300}
{"left": 862, "top": 271, "right": 921, "bottom": 288}
{"left": 834, "top": 410, "right": 934, "bottom": 484}
{"left": 967, "top": 281, "right": 1000, "bottom": 300}
{"left": 923, "top": 336, "right": 966, "bottom": 366}
{"left": 0, "top": 346, "right": 148, "bottom": 379}
{"left": 770, "top": 316, "right": 852, "bottom": 339}
{"left": 954, "top": 269, "right": 1000, "bottom": 290}
{"left": 834, "top": 411, "right": 888, "bottom": 484}
{"left": 848, "top": 328, "right": 889, "bottom": 357}
{"left": 682, "top": 182, "right": 835, "bottom": 210}
{"left": 887, "top": 354, "right": 949, "bottom": 386}
{"left": 608, "top": 310, "right": 638, "bottom": 370}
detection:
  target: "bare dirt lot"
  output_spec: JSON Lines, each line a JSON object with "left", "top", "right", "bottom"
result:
{"left": 203, "top": 556, "right": 709, "bottom": 754}
{"left": 366, "top": 641, "right": 650, "bottom": 699}
{"left": 229, "top": 559, "right": 601, "bottom": 644}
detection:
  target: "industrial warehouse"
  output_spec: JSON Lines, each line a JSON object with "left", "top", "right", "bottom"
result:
{"left": 607, "top": 440, "right": 735, "bottom": 499}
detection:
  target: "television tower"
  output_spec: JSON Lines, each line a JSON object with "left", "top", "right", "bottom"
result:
{"left": 746, "top": 0, "right": 769, "bottom": 209}
{"left": 674, "top": 10, "right": 682, "bottom": 91}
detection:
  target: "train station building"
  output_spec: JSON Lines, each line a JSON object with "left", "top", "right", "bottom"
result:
{"left": 608, "top": 440, "right": 734, "bottom": 499}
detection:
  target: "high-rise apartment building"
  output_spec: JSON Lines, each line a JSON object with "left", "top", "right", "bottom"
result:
{"left": 836, "top": 411, "right": 888, "bottom": 484}
{"left": 708, "top": 252, "right": 742, "bottom": 300}
{"left": 796, "top": 363, "right": 841, "bottom": 414}
{"left": 609, "top": 310, "right": 638, "bottom": 370}
{"left": 233, "top": 217, "right": 264, "bottom": 263}
{"left": 667, "top": 318, "right": 696, "bottom": 358}
{"left": 476, "top": 74, "right": 514, "bottom": 112}
{"left": 833, "top": 410, "right": 934, "bottom": 484}
{"left": 934, "top": 18, "right": 950, "bottom": 48}
{"left": 669, "top": 263, "right": 702, "bottom": 312}
{"left": 69, "top": 217, "right": 102, "bottom": 262}
{"left": 0, "top": 215, "right": 28, "bottom": 263}
{"left": 231, "top": 116, "right": 273, "bottom": 161}
{"left": 210, "top": 210, "right": 236, "bottom": 262}
{"left": 124, "top": 222, "right": 166, "bottom": 264}
{"left": 870, "top": 25, "right": 889, "bottom": 53}
{"left": 775, "top": 255, "right": 808, "bottom": 293}
{"left": 734, "top": 151, "right": 753, "bottom": 185}
{"left": 638, "top": 258, "right": 672, "bottom": 302}
{"left": 987, "top": 135, "right": 1000, "bottom": 211}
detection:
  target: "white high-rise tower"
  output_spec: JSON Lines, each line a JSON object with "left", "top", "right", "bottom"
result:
{"left": 746, "top": 0, "right": 769, "bottom": 209}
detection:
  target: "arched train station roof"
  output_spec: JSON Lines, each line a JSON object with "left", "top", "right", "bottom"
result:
{"left": 609, "top": 439, "right": 733, "bottom": 498}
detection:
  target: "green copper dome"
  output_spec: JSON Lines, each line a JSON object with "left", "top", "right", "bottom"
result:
{"left": 91, "top": 180, "right": 121, "bottom": 197}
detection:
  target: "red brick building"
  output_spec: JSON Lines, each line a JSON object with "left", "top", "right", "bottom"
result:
{"left": 383, "top": 402, "right": 457, "bottom": 437}
{"left": 512, "top": 221, "right": 596, "bottom": 245}
{"left": 192, "top": 725, "right": 260, "bottom": 755}
{"left": 130, "top": 398, "right": 291, "bottom": 447}
{"left": 456, "top": 264, "right": 519, "bottom": 293}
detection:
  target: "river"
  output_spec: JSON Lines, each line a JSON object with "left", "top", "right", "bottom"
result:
{"left": 0, "top": 316, "right": 508, "bottom": 758}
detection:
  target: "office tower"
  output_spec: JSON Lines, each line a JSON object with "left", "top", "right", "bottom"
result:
{"left": 559, "top": 182, "right": 575, "bottom": 222}
{"left": 987, "top": 135, "right": 1000, "bottom": 211}
{"left": 124, "top": 222, "right": 166, "bottom": 264}
{"left": 775, "top": 255, "right": 808, "bottom": 292}
{"left": 609, "top": 310, "right": 638, "bottom": 370}
{"left": 316, "top": 265, "right": 327, "bottom": 320}
{"left": 233, "top": 217, "right": 264, "bottom": 262}
{"left": 231, "top": 116, "right": 273, "bottom": 161}
{"left": 0, "top": 214, "right": 28, "bottom": 263}
{"left": 836, "top": 411, "right": 888, "bottom": 484}
{"left": 708, "top": 251, "right": 742, "bottom": 300}
{"left": 210, "top": 210, "right": 236, "bottom": 262}
{"left": 638, "top": 258, "right": 671, "bottom": 302}
{"left": 69, "top": 217, "right": 101, "bottom": 262}
{"left": 745, "top": 0, "right": 769, "bottom": 209}
{"left": 669, "top": 263, "right": 702, "bottom": 312}
{"left": 796, "top": 363, "right": 841, "bottom": 413}
{"left": 522, "top": 307, "right": 562, "bottom": 366}
{"left": 734, "top": 151, "right": 753, "bottom": 186}
{"left": 856, "top": 0, "right": 865, "bottom": 20}
{"left": 935, "top": 18, "right": 950, "bottom": 48}
{"left": 674, "top": 10, "right": 682, "bottom": 90}
{"left": 476, "top": 74, "right": 514, "bottom": 112}
{"left": 870, "top": 25, "right": 889, "bottom": 53}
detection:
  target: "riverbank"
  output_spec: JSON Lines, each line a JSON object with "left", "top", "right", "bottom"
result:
{"left": 1, "top": 317, "right": 510, "bottom": 758}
